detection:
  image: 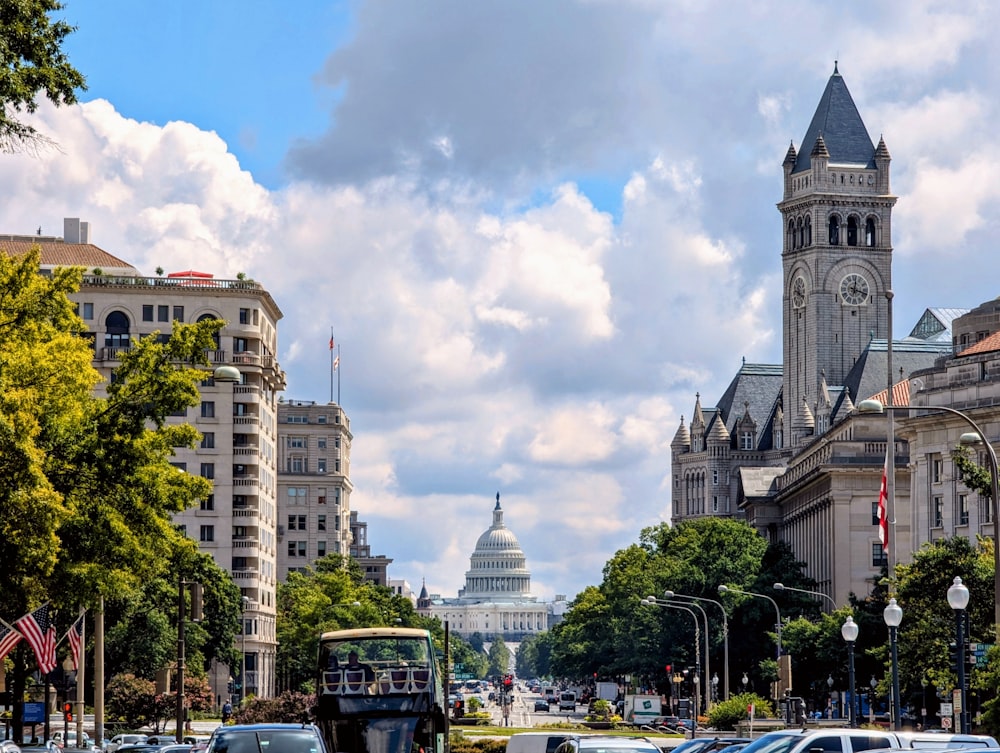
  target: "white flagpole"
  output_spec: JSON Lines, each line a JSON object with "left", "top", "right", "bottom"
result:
{"left": 76, "top": 611, "right": 85, "bottom": 741}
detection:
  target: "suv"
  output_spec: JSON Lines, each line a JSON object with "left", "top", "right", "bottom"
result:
{"left": 206, "top": 725, "right": 328, "bottom": 753}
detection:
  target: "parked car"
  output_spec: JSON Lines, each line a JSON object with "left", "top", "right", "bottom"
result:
{"left": 506, "top": 733, "right": 571, "bottom": 753}
{"left": 554, "top": 736, "right": 662, "bottom": 753}
{"left": 143, "top": 739, "right": 176, "bottom": 748}
{"left": 106, "top": 735, "right": 147, "bottom": 753}
{"left": 1, "top": 740, "right": 21, "bottom": 753}
{"left": 205, "top": 725, "right": 328, "bottom": 753}
{"left": 534, "top": 699, "right": 550, "bottom": 712}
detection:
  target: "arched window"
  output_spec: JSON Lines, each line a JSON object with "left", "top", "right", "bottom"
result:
{"left": 797, "top": 217, "right": 804, "bottom": 247}
{"left": 197, "top": 313, "right": 221, "bottom": 349}
{"left": 828, "top": 216, "right": 840, "bottom": 245}
{"left": 865, "top": 217, "right": 876, "bottom": 247}
{"left": 847, "top": 216, "right": 859, "bottom": 246}
{"left": 105, "top": 311, "right": 131, "bottom": 348}
{"left": 788, "top": 220, "right": 796, "bottom": 249}
{"left": 804, "top": 216, "right": 812, "bottom": 246}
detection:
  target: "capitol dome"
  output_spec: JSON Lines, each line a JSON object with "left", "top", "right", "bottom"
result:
{"left": 461, "top": 493, "right": 532, "bottom": 599}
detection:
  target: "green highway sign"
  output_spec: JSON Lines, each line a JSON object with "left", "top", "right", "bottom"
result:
{"left": 455, "top": 673, "right": 475, "bottom": 680}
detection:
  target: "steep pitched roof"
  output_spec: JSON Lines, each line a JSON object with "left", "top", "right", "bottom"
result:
{"left": 793, "top": 63, "right": 875, "bottom": 173}
{"left": 838, "top": 338, "right": 950, "bottom": 415}
{"left": 711, "top": 362, "right": 783, "bottom": 450}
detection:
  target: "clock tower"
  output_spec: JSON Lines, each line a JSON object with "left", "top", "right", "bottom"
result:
{"left": 779, "top": 63, "right": 896, "bottom": 445}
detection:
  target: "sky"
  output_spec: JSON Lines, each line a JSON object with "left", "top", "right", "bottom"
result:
{"left": 5, "top": 0, "right": 1000, "bottom": 604}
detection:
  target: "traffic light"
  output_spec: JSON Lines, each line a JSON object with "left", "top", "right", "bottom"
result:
{"left": 949, "top": 642, "right": 959, "bottom": 673}
{"left": 63, "top": 701, "right": 73, "bottom": 723}
{"left": 665, "top": 664, "right": 672, "bottom": 674}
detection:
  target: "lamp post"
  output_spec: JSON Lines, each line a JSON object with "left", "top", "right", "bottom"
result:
{"left": 869, "top": 676, "right": 877, "bottom": 725}
{"left": 827, "top": 675, "right": 834, "bottom": 719}
{"left": 240, "top": 595, "right": 249, "bottom": 704}
{"left": 718, "top": 585, "right": 782, "bottom": 656}
{"left": 650, "top": 595, "right": 710, "bottom": 706}
{"left": 883, "top": 597, "right": 903, "bottom": 730}
{"left": 773, "top": 582, "right": 838, "bottom": 612}
{"left": 857, "top": 398, "right": 1000, "bottom": 636}
{"left": 947, "top": 576, "right": 970, "bottom": 733}
{"left": 712, "top": 673, "right": 719, "bottom": 703}
{"left": 742, "top": 673, "right": 749, "bottom": 693}
{"left": 641, "top": 597, "right": 702, "bottom": 716}
{"left": 841, "top": 616, "right": 859, "bottom": 728}
{"left": 666, "top": 590, "right": 730, "bottom": 700}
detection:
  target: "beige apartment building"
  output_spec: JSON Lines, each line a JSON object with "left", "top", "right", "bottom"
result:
{"left": 276, "top": 400, "right": 354, "bottom": 579}
{"left": 13, "top": 218, "right": 287, "bottom": 701}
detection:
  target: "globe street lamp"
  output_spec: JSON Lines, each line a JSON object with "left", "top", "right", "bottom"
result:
{"left": 947, "top": 576, "right": 970, "bottom": 733}
{"left": 773, "top": 582, "right": 838, "bottom": 612}
{"left": 742, "top": 673, "right": 749, "bottom": 693}
{"left": 869, "top": 675, "right": 877, "bottom": 725}
{"left": 655, "top": 594, "right": 711, "bottom": 703}
{"left": 827, "top": 675, "right": 835, "bottom": 719}
{"left": 883, "top": 598, "right": 903, "bottom": 730}
{"left": 841, "top": 616, "right": 859, "bottom": 728}
{"left": 857, "top": 398, "right": 1000, "bottom": 636}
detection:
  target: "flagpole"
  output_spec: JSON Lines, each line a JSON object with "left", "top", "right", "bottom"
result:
{"left": 76, "top": 612, "right": 85, "bottom": 742}
{"left": 886, "top": 290, "right": 896, "bottom": 590}
{"left": 337, "top": 344, "right": 341, "bottom": 406}
{"left": 329, "top": 328, "right": 335, "bottom": 404}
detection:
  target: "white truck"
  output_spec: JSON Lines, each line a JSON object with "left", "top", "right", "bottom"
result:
{"left": 595, "top": 681, "right": 618, "bottom": 702}
{"left": 622, "top": 694, "right": 662, "bottom": 724}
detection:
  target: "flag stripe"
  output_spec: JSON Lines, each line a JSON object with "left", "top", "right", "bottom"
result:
{"left": 877, "top": 448, "right": 889, "bottom": 553}
{"left": 67, "top": 615, "right": 84, "bottom": 670}
{"left": 0, "top": 624, "right": 22, "bottom": 662}
{"left": 15, "top": 604, "right": 56, "bottom": 674}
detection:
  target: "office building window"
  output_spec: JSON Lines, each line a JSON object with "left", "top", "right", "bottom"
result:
{"left": 318, "top": 459, "right": 327, "bottom": 473}
{"left": 287, "top": 437, "right": 305, "bottom": 449}
{"left": 334, "top": 460, "right": 341, "bottom": 472}
{"left": 288, "top": 541, "right": 306, "bottom": 557}
{"left": 289, "top": 457, "right": 304, "bottom": 473}
{"left": 239, "top": 308, "right": 251, "bottom": 324}
{"left": 199, "top": 525, "right": 214, "bottom": 542}
{"left": 171, "top": 462, "right": 187, "bottom": 472}
{"left": 81, "top": 302, "right": 94, "bottom": 320}
{"left": 234, "top": 337, "right": 248, "bottom": 353}
{"left": 200, "top": 463, "right": 214, "bottom": 479}
{"left": 200, "top": 495, "right": 214, "bottom": 511}
{"left": 173, "top": 305, "right": 184, "bottom": 322}
{"left": 871, "top": 542, "right": 887, "bottom": 567}
{"left": 872, "top": 501, "right": 880, "bottom": 526}
{"left": 318, "top": 515, "right": 326, "bottom": 531}
{"left": 712, "top": 470, "right": 719, "bottom": 485}
{"left": 318, "top": 438, "right": 327, "bottom": 449}
{"left": 933, "top": 496, "right": 944, "bottom": 527}
{"left": 201, "top": 432, "right": 215, "bottom": 449}
{"left": 958, "top": 494, "right": 970, "bottom": 526}
{"left": 318, "top": 541, "right": 327, "bottom": 557}
{"left": 982, "top": 496, "right": 994, "bottom": 524}
{"left": 158, "top": 304, "right": 169, "bottom": 322}
{"left": 741, "top": 431, "right": 754, "bottom": 450}
{"left": 142, "top": 304, "right": 154, "bottom": 321}
{"left": 287, "top": 515, "right": 306, "bottom": 531}
{"left": 932, "top": 457, "right": 944, "bottom": 483}
{"left": 201, "top": 401, "right": 215, "bottom": 418}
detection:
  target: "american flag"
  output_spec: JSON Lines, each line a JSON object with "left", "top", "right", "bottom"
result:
{"left": 0, "top": 621, "right": 22, "bottom": 662}
{"left": 66, "top": 614, "right": 85, "bottom": 670}
{"left": 877, "top": 446, "right": 889, "bottom": 553}
{"left": 15, "top": 604, "right": 56, "bottom": 674}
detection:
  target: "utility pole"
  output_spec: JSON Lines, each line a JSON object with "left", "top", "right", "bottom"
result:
{"left": 176, "top": 575, "right": 185, "bottom": 739}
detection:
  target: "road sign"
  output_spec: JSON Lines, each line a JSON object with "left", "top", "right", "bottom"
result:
{"left": 455, "top": 673, "right": 475, "bottom": 680}
{"left": 940, "top": 702, "right": 953, "bottom": 716}
{"left": 942, "top": 717, "right": 952, "bottom": 730}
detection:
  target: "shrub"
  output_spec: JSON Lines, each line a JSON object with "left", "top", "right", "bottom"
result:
{"left": 706, "top": 693, "right": 774, "bottom": 730}
{"left": 233, "top": 691, "right": 315, "bottom": 724}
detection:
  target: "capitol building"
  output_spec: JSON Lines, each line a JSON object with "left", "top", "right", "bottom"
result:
{"left": 416, "top": 494, "right": 559, "bottom": 640}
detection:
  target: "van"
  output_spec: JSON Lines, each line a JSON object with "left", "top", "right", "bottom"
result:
{"left": 558, "top": 691, "right": 577, "bottom": 711}
{"left": 506, "top": 732, "right": 572, "bottom": 753}
{"left": 735, "top": 729, "right": 998, "bottom": 753}
{"left": 542, "top": 687, "right": 558, "bottom": 704}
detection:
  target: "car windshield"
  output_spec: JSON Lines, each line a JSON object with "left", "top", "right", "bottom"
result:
{"left": 735, "top": 734, "right": 802, "bottom": 753}
{"left": 209, "top": 730, "right": 321, "bottom": 753}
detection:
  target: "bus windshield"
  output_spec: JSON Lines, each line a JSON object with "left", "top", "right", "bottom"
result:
{"left": 316, "top": 628, "right": 447, "bottom": 753}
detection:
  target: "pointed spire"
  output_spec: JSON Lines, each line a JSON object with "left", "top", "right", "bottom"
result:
{"left": 783, "top": 140, "right": 797, "bottom": 166}
{"left": 875, "top": 135, "right": 891, "bottom": 161}
{"left": 691, "top": 393, "right": 705, "bottom": 428}
{"left": 798, "top": 396, "right": 815, "bottom": 430}
{"left": 819, "top": 370, "right": 832, "bottom": 408}
{"left": 671, "top": 415, "right": 691, "bottom": 451}
{"left": 833, "top": 60, "right": 840, "bottom": 76}
{"left": 811, "top": 133, "right": 830, "bottom": 159}
{"left": 840, "top": 387, "right": 855, "bottom": 415}
{"left": 708, "top": 410, "right": 730, "bottom": 443}
{"left": 793, "top": 66, "right": 875, "bottom": 173}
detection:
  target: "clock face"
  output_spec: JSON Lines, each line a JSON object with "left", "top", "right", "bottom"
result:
{"left": 792, "top": 276, "right": 806, "bottom": 308}
{"left": 840, "top": 273, "right": 870, "bottom": 306}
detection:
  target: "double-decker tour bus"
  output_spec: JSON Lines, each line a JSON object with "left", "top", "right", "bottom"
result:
{"left": 316, "top": 628, "right": 449, "bottom": 753}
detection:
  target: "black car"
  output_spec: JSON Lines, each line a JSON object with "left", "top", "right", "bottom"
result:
{"left": 206, "top": 725, "right": 327, "bottom": 753}
{"left": 534, "top": 699, "right": 549, "bottom": 712}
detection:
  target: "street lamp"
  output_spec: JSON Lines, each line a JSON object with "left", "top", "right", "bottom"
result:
{"left": 718, "top": 585, "right": 782, "bottom": 656}
{"left": 947, "top": 576, "right": 970, "bottom": 733}
{"left": 869, "top": 676, "right": 877, "bottom": 725}
{"left": 857, "top": 398, "right": 1000, "bottom": 635}
{"left": 641, "top": 597, "right": 702, "bottom": 715}
{"left": 650, "top": 595, "right": 710, "bottom": 704}
{"left": 240, "top": 595, "right": 250, "bottom": 703}
{"left": 883, "top": 597, "right": 903, "bottom": 730}
{"left": 712, "top": 673, "right": 719, "bottom": 703}
{"left": 773, "top": 582, "right": 838, "bottom": 612}
{"left": 841, "top": 616, "right": 859, "bottom": 728}
{"left": 742, "top": 673, "right": 749, "bottom": 693}
{"left": 827, "top": 675, "right": 834, "bottom": 719}
{"left": 666, "top": 590, "right": 730, "bottom": 700}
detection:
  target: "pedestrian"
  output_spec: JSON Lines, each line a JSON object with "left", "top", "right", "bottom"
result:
{"left": 222, "top": 699, "right": 233, "bottom": 723}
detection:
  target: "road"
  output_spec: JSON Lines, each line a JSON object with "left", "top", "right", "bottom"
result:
{"left": 473, "top": 689, "right": 587, "bottom": 728}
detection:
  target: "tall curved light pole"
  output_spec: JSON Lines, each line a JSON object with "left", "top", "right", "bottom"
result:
{"left": 641, "top": 597, "right": 702, "bottom": 716}
{"left": 841, "top": 616, "right": 859, "bottom": 728}
{"left": 883, "top": 598, "right": 902, "bottom": 730}
{"left": 645, "top": 597, "right": 709, "bottom": 711}
{"left": 718, "top": 585, "right": 782, "bottom": 656}
{"left": 774, "top": 582, "right": 838, "bottom": 612}
{"left": 666, "top": 590, "right": 729, "bottom": 700}
{"left": 858, "top": 399, "right": 1000, "bottom": 636}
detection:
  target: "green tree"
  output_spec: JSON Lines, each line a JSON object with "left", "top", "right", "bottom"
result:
{"left": 0, "top": 0, "right": 87, "bottom": 152}
{"left": 515, "top": 632, "right": 553, "bottom": 678}
{"left": 106, "top": 673, "right": 158, "bottom": 729}
{"left": 487, "top": 635, "right": 510, "bottom": 677}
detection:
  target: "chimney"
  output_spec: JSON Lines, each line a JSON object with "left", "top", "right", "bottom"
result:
{"left": 63, "top": 218, "right": 90, "bottom": 244}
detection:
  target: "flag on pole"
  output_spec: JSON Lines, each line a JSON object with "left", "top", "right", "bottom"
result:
{"left": 66, "top": 613, "right": 85, "bottom": 670}
{"left": 0, "top": 621, "right": 22, "bottom": 662}
{"left": 16, "top": 603, "right": 56, "bottom": 674}
{"left": 877, "top": 446, "right": 890, "bottom": 553}
{"left": 329, "top": 336, "right": 335, "bottom": 350}
{"left": 333, "top": 353, "right": 340, "bottom": 371}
